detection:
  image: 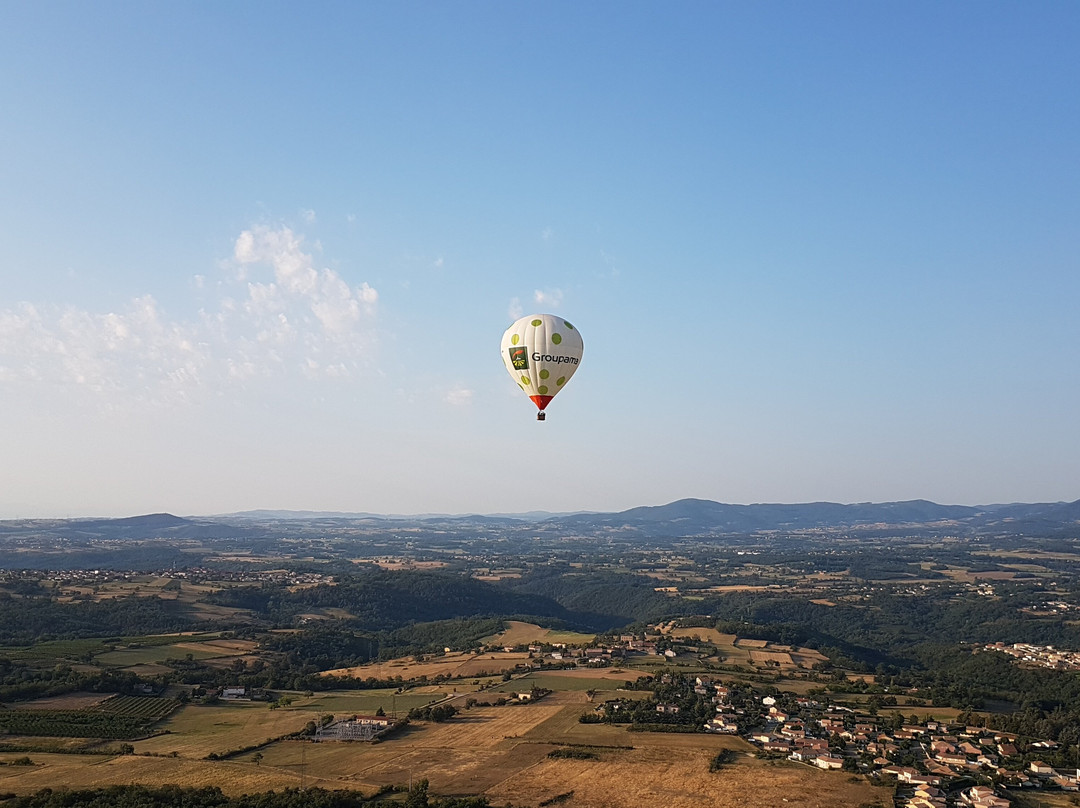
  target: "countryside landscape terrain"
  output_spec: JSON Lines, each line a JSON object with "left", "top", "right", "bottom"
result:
{"left": 1, "top": 500, "right": 1079, "bottom": 808}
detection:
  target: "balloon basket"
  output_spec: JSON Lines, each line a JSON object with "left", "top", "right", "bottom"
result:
{"left": 537, "top": 411, "right": 546, "bottom": 421}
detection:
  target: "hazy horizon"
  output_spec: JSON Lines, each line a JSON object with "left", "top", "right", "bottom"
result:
{"left": 5, "top": 494, "right": 1079, "bottom": 523}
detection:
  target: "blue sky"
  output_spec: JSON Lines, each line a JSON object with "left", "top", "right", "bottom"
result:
{"left": 2, "top": 1, "right": 1078, "bottom": 517}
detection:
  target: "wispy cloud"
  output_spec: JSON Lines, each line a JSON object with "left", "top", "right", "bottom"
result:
{"left": 508, "top": 297, "right": 523, "bottom": 320}
{"left": 0, "top": 225, "right": 379, "bottom": 404}
{"left": 599, "top": 249, "right": 620, "bottom": 278}
{"left": 443, "top": 385, "right": 474, "bottom": 406}
{"left": 533, "top": 288, "right": 563, "bottom": 308}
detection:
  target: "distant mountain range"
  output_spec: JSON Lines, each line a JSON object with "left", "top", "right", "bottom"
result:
{"left": 547, "top": 497, "right": 1080, "bottom": 536}
{"left": 3, "top": 498, "right": 1079, "bottom": 541}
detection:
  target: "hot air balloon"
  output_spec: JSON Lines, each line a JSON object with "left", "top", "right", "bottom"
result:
{"left": 500, "top": 314, "right": 583, "bottom": 421}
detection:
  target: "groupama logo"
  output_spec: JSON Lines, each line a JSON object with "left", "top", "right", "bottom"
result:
{"left": 530, "top": 352, "right": 579, "bottom": 365}
{"left": 508, "top": 346, "right": 529, "bottom": 370}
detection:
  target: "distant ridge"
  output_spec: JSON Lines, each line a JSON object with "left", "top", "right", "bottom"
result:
{"left": 546, "top": 497, "right": 1079, "bottom": 536}
{"left": 221, "top": 509, "right": 597, "bottom": 522}
{"left": 68, "top": 513, "right": 192, "bottom": 530}
{"left": 214, "top": 498, "right": 1080, "bottom": 536}
{"left": 4, "top": 499, "right": 1079, "bottom": 539}
{"left": 0, "top": 512, "right": 254, "bottom": 541}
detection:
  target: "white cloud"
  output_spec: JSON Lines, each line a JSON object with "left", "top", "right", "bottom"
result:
{"left": 443, "top": 386, "right": 474, "bottom": 406}
{"left": 301, "top": 209, "right": 317, "bottom": 223}
{"left": 507, "top": 297, "right": 523, "bottom": 320}
{"left": 599, "top": 249, "right": 620, "bottom": 278}
{"left": 0, "top": 225, "right": 379, "bottom": 405}
{"left": 533, "top": 288, "right": 563, "bottom": 308}
{"left": 542, "top": 226, "right": 554, "bottom": 241}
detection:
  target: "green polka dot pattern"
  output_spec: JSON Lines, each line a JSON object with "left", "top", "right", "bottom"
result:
{"left": 501, "top": 313, "right": 583, "bottom": 415}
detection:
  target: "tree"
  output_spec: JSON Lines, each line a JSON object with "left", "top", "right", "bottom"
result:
{"left": 252, "top": 752, "right": 263, "bottom": 766}
{"left": 405, "top": 778, "right": 430, "bottom": 808}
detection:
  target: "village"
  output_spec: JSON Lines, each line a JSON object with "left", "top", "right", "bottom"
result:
{"left": 513, "top": 626, "right": 1080, "bottom": 808}
{"left": 974, "top": 641, "right": 1080, "bottom": 672}
{"left": 370, "top": 622, "right": 1080, "bottom": 808}
{"left": 732, "top": 680, "right": 1078, "bottom": 808}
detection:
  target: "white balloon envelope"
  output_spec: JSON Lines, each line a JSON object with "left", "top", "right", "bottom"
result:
{"left": 500, "top": 314, "right": 583, "bottom": 420}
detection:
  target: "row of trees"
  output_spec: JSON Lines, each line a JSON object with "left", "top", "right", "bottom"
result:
{"left": 1, "top": 784, "right": 492, "bottom": 808}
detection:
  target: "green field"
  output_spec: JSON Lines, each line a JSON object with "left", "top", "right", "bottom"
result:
{"left": 95, "top": 644, "right": 227, "bottom": 667}
{"left": 117, "top": 633, "right": 224, "bottom": 647}
{"left": 0, "top": 638, "right": 111, "bottom": 661}
{"left": 299, "top": 690, "right": 447, "bottom": 716}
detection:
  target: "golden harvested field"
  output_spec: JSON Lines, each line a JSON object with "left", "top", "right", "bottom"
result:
{"left": 0, "top": 690, "right": 888, "bottom": 806}
{"left": 789, "top": 649, "right": 828, "bottom": 667}
{"left": 664, "top": 628, "right": 826, "bottom": 670}
{"left": 486, "top": 747, "right": 886, "bottom": 808}
{"left": 486, "top": 621, "right": 597, "bottom": 647}
{"left": 257, "top": 701, "right": 572, "bottom": 794}
{"left": 0, "top": 752, "right": 300, "bottom": 794}
{"left": 324, "top": 651, "right": 532, "bottom": 681}
{"left": 666, "top": 628, "right": 734, "bottom": 644}
{"left": 750, "top": 650, "right": 793, "bottom": 665}
{"left": 455, "top": 653, "right": 532, "bottom": 677}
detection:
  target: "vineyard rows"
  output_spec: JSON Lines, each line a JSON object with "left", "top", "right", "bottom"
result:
{"left": 0, "top": 696, "right": 181, "bottom": 738}
{"left": 98, "top": 695, "right": 181, "bottom": 719}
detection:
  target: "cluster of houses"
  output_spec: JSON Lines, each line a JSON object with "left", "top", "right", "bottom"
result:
{"left": 34, "top": 567, "right": 334, "bottom": 587}
{"left": 974, "top": 641, "right": 1080, "bottom": 671}
{"left": 165, "top": 568, "right": 333, "bottom": 586}
{"left": 525, "top": 644, "right": 622, "bottom": 664}
{"left": 733, "top": 683, "right": 1079, "bottom": 804}
{"left": 1024, "top": 600, "right": 1080, "bottom": 616}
